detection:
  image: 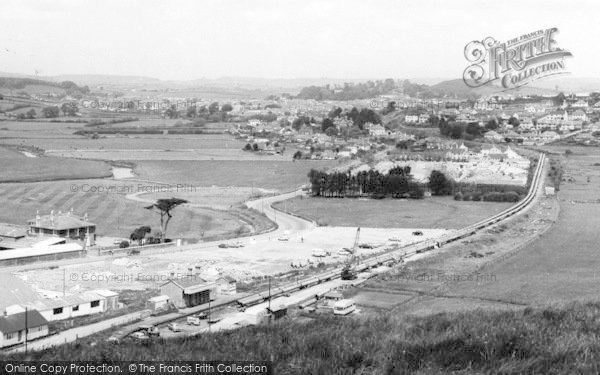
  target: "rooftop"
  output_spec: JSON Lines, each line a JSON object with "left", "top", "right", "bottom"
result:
{"left": 0, "top": 224, "right": 27, "bottom": 239}
{"left": 0, "top": 309, "right": 47, "bottom": 333}
{"left": 0, "top": 273, "right": 40, "bottom": 313}
{"left": 28, "top": 211, "right": 95, "bottom": 230}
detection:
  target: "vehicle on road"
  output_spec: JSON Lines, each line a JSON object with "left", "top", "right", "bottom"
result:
{"left": 333, "top": 299, "right": 356, "bottom": 316}
{"left": 358, "top": 243, "right": 374, "bottom": 249}
{"left": 130, "top": 331, "right": 149, "bottom": 341}
{"left": 139, "top": 324, "right": 160, "bottom": 337}
{"left": 196, "top": 312, "right": 208, "bottom": 319}
{"left": 208, "top": 316, "right": 221, "bottom": 324}
{"left": 187, "top": 316, "right": 201, "bottom": 325}
{"left": 412, "top": 230, "right": 424, "bottom": 236}
{"left": 218, "top": 243, "right": 228, "bottom": 248}
{"left": 278, "top": 235, "right": 289, "bottom": 241}
{"left": 312, "top": 248, "right": 326, "bottom": 257}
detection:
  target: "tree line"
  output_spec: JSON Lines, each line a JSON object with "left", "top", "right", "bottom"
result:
{"left": 308, "top": 166, "right": 424, "bottom": 199}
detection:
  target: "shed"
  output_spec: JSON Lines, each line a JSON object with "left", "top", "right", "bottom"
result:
{"left": 267, "top": 298, "right": 288, "bottom": 321}
{"left": 160, "top": 278, "right": 216, "bottom": 309}
{"left": 92, "top": 290, "right": 119, "bottom": 311}
{"left": 146, "top": 295, "right": 170, "bottom": 311}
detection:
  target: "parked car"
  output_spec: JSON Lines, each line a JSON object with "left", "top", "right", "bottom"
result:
{"left": 196, "top": 312, "right": 208, "bottom": 320}
{"left": 167, "top": 323, "right": 181, "bottom": 332}
{"left": 130, "top": 332, "right": 149, "bottom": 341}
{"left": 187, "top": 316, "right": 201, "bottom": 326}
{"left": 412, "top": 230, "right": 424, "bottom": 236}
{"left": 358, "top": 243, "right": 374, "bottom": 249}
{"left": 388, "top": 236, "right": 401, "bottom": 242}
{"left": 106, "top": 336, "right": 120, "bottom": 344}
{"left": 278, "top": 235, "right": 289, "bottom": 241}
{"left": 139, "top": 324, "right": 160, "bottom": 337}
{"left": 218, "top": 243, "right": 228, "bottom": 248}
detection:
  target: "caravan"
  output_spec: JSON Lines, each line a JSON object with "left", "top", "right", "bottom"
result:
{"left": 333, "top": 299, "right": 356, "bottom": 316}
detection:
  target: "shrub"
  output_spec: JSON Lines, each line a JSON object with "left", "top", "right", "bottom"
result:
{"left": 119, "top": 241, "right": 130, "bottom": 248}
{"left": 482, "top": 191, "right": 521, "bottom": 202}
{"left": 454, "top": 192, "right": 463, "bottom": 201}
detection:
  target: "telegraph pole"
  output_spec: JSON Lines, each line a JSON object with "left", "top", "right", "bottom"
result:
{"left": 24, "top": 307, "right": 28, "bottom": 354}
{"left": 268, "top": 276, "right": 272, "bottom": 324}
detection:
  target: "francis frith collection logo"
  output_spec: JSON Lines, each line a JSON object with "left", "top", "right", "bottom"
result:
{"left": 463, "top": 27, "right": 572, "bottom": 90}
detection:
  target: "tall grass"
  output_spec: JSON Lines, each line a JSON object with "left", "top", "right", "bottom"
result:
{"left": 5, "top": 303, "right": 600, "bottom": 373}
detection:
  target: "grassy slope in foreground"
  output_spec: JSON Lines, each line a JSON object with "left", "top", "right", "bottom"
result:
{"left": 5, "top": 303, "right": 600, "bottom": 373}
{"left": 0, "top": 146, "right": 111, "bottom": 182}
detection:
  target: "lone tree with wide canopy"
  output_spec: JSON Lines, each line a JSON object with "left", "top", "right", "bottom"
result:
{"left": 145, "top": 198, "right": 188, "bottom": 243}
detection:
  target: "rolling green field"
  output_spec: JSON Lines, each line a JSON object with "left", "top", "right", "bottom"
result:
{"left": 0, "top": 179, "right": 246, "bottom": 240}
{"left": 273, "top": 196, "right": 513, "bottom": 228}
{"left": 424, "top": 146, "right": 600, "bottom": 305}
{"left": 134, "top": 160, "right": 339, "bottom": 191}
{"left": 23, "top": 135, "right": 245, "bottom": 151}
{"left": 0, "top": 146, "right": 112, "bottom": 182}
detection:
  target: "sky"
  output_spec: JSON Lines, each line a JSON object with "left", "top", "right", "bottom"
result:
{"left": 0, "top": 0, "right": 597, "bottom": 81}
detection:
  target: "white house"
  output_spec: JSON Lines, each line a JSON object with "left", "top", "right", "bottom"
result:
{"left": 0, "top": 309, "right": 49, "bottom": 348}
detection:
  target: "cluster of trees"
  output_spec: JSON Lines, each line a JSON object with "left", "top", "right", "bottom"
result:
{"left": 307, "top": 167, "right": 424, "bottom": 199}
{"left": 0, "top": 78, "right": 90, "bottom": 98}
{"left": 61, "top": 102, "right": 78, "bottom": 116}
{"left": 129, "top": 226, "right": 162, "bottom": 246}
{"left": 428, "top": 170, "right": 453, "bottom": 195}
{"left": 297, "top": 79, "right": 398, "bottom": 100}
{"left": 42, "top": 106, "right": 60, "bottom": 118}
{"left": 163, "top": 102, "right": 234, "bottom": 122}
{"left": 243, "top": 143, "right": 260, "bottom": 152}
{"left": 296, "top": 79, "right": 459, "bottom": 101}
{"left": 16, "top": 109, "right": 37, "bottom": 120}
{"left": 320, "top": 106, "right": 382, "bottom": 137}
{"left": 455, "top": 191, "right": 521, "bottom": 202}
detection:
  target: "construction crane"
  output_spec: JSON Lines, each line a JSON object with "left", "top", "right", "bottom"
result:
{"left": 341, "top": 227, "right": 360, "bottom": 280}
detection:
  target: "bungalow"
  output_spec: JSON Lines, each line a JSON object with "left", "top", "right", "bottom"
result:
{"left": 160, "top": 278, "right": 217, "bottom": 309}
{"left": 26, "top": 290, "right": 113, "bottom": 322}
{"left": 0, "top": 309, "right": 49, "bottom": 348}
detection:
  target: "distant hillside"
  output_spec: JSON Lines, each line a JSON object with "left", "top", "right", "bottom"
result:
{"left": 0, "top": 76, "right": 90, "bottom": 97}
{"left": 429, "top": 79, "right": 559, "bottom": 99}
{"left": 51, "top": 74, "right": 161, "bottom": 86}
